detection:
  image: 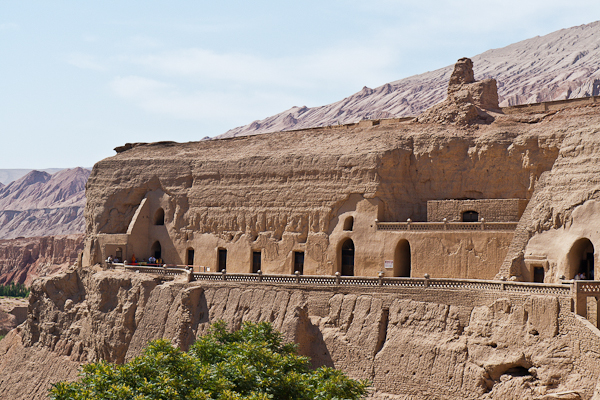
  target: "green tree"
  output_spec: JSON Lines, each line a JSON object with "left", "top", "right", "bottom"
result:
{"left": 50, "top": 321, "right": 369, "bottom": 400}
{"left": 0, "top": 282, "right": 29, "bottom": 298}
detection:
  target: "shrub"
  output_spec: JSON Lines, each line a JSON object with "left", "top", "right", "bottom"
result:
{"left": 50, "top": 321, "right": 369, "bottom": 400}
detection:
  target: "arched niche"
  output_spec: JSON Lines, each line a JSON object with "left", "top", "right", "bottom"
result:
{"left": 340, "top": 239, "right": 355, "bottom": 276}
{"left": 462, "top": 210, "right": 479, "bottom": 222}
{"left": 343, "top": 216, "right": 354, "bottom": 231}
{"left": 154, "top": 208, "right": 165, "bottom": 225}
{"left": 568, "top": 238, "right": 594, "bottom": 280}
{"left": 393, "top": 239, "right": 411, "bottom": 277}
{"left": 151, "top": 241, "right": 162, "bottom": 260}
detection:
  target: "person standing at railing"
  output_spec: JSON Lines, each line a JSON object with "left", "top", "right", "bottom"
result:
{"left": 131, "top": 254, "right": 137, "bottom": 265}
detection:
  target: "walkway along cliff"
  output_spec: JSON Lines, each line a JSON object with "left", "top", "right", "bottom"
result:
{"left": 2, "top": 59, "right": 600, "bottom": 399}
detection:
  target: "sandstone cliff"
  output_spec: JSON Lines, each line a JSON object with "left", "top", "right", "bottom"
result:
{"left": 219, "top": 21, "right": 600, "bottom": 138}
{"left": 84, "top": 100, "right": 595, "bottom": 275}
{"left": 0, "top": 234, "right": 84, "bottom": 285}
{"left": 0, "top": 269, "right": 596, "bottom": 399}
{"left": 0, "top": 168, "right": 89, "bottom": 240}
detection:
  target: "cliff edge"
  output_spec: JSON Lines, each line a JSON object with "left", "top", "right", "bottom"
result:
{"left": 0, "top": 268, "right": 597, "bottom": 399}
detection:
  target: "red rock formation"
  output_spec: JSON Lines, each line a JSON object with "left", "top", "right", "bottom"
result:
{"left": 0, "top": 234, "right": 84, "bottom": 285}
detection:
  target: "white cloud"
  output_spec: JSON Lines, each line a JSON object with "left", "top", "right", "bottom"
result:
{"left": 127, "top": 43, "right": 398, "bottom": 90}
{"left": 109, "top": 75, "right": 303, "bottom": 122}
{"left": 67, "top": 53, "right": 107, "bottom": 71}
{"left": 106, "top": 43, "right": 400, "bottom": 126}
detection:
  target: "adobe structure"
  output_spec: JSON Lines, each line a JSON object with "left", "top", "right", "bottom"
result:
{"left": 83, "top": 58, "right": 600, "bottom": 285}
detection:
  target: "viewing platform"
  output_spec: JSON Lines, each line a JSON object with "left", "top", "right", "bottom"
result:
{"left": 376, "top": 220, "right": 518, "bottom": 231}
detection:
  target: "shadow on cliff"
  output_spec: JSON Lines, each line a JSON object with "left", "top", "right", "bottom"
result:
{"left": 294, "top": 308, "right": 335, "bottom": 369}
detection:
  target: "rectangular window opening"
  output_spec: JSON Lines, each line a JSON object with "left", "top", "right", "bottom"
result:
{"left": 218, "top": 249, "right": 227, "bottom": 272}
{"left": 252, "top": 251, "right": 261, "bottom": 273}
{"left": 294, "top": 251, "right": 304, "bottom": 275}
{"left": 533, "top": 266, "right": 545, "bottom": 283}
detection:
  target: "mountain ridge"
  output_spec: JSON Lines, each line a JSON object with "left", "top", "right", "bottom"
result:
{"left": 0, "top": 168, "right": 89, "bottom": 239}
{"left": 218, "top": 21, "right": 600, "bottom": 139}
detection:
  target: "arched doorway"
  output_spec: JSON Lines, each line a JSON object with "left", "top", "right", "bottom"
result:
{"left": 151, "top": 241, "right": 162, "bottom": 260}
{"left": 340, "top": 239, "right": 354, "bottom": 276}
{"left": 393, "top": 239, "right": 411, "bottom": 277}
{"left": 568, "top": 238, "right": 594, "bottom": 280}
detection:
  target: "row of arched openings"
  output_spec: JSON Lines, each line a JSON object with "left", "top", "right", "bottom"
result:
{"left": 339, "top": 238, "right": 411, "bottom": 277}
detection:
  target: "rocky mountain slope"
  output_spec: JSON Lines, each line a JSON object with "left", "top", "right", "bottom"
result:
{"left": 0, "top": 168, "right": 64, "bottom": 186}
{"left": 219, "top": 20, "right": 600, "bottom": 138}
{"left": 0, "top": 168, "right": 89, "bottom": 239}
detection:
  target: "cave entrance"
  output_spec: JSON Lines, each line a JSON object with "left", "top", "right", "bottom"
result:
{"left": 341, "top": 239, "right": 354, "bottom": 276}
{"left": 462, "top": 210, "right": 479, "bottom": 222}
{"left": 252, "top": 251, "right": 261, "bottom": 273}
{"left": 115, "top": 247, "right": 123, "bottom": 262}
{"left": 393, "top": 239, "right": 411, "bottom": 277}
{"left": 568, "top": 238, "right": 594, "bottom": 280}
{"left": 218, "top": 248, "right": 227, "bottom": 272}
{"left": 154, "top": 208, "right": 165, "bottom": 225}
{"left": 151, "top": 241, "right": 162, "bottom": 260}
{"left": 294, "top": 251, "right": 304, "bottom": 275}
{"left": 186, "top": 248, "right": 194, "bottom": 266}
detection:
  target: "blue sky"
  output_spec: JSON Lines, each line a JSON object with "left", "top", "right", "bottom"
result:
{"left": 1, "top": 1, "right": 599, "bottom": 169}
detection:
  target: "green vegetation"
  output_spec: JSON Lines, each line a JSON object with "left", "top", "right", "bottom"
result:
{"left": 50, "top": 321, "right": 369, "bottom": 400}
{"left": 0, "top": 282, "right": 29, "bottom": 298}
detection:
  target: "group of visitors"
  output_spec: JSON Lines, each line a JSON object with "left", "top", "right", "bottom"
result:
{"left": 130, "top": 254, "right": 163, "bottom": 266}
{"left": 574, "top": 271, "right": 594, "bottom": 280}
{"left": 105, "top": 254, "right": 164, "bottom": 266}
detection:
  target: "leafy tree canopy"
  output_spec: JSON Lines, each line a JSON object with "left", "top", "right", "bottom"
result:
{"left": 50, "top": 321, "right": 369, "bottom": 400}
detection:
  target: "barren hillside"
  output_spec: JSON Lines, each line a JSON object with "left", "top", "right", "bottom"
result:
{"left": 0, "top": 168, "right": 89, "bottom": 239}
{"left": 219, "top": 21, "right": 600, "bottom": 138}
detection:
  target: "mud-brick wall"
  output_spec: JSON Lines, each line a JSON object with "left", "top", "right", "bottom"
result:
{"left": 427, "top": 199, "right": 528, "bottom": 222}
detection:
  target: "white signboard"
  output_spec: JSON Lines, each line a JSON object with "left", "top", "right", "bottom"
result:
{"left": 384, "top": 260, "right": 394, "bottom": 269}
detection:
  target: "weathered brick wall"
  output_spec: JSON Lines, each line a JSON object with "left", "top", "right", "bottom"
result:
{"left": 427, "top": 199, "right": 528, "bottom": 222}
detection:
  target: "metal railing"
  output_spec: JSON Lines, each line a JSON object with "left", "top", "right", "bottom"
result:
{"left": 376, "top": 221, "right": 518, "bottom": 231}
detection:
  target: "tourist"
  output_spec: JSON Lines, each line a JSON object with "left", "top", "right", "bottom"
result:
{"left": 131, "top": 254, "right": 137, "bottom": 265}
{"left": 106, "top": 255, "right": 113, "bottom": 264}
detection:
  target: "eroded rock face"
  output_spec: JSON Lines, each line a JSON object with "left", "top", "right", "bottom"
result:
{"left": 0, "top": 234, "right": 84, "bottom": 285}
{"left": 0, "top": 269, "right": 595, "bottom": 399}
{"left": 417, "top": 58, "right": 500, "bottom": 125}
